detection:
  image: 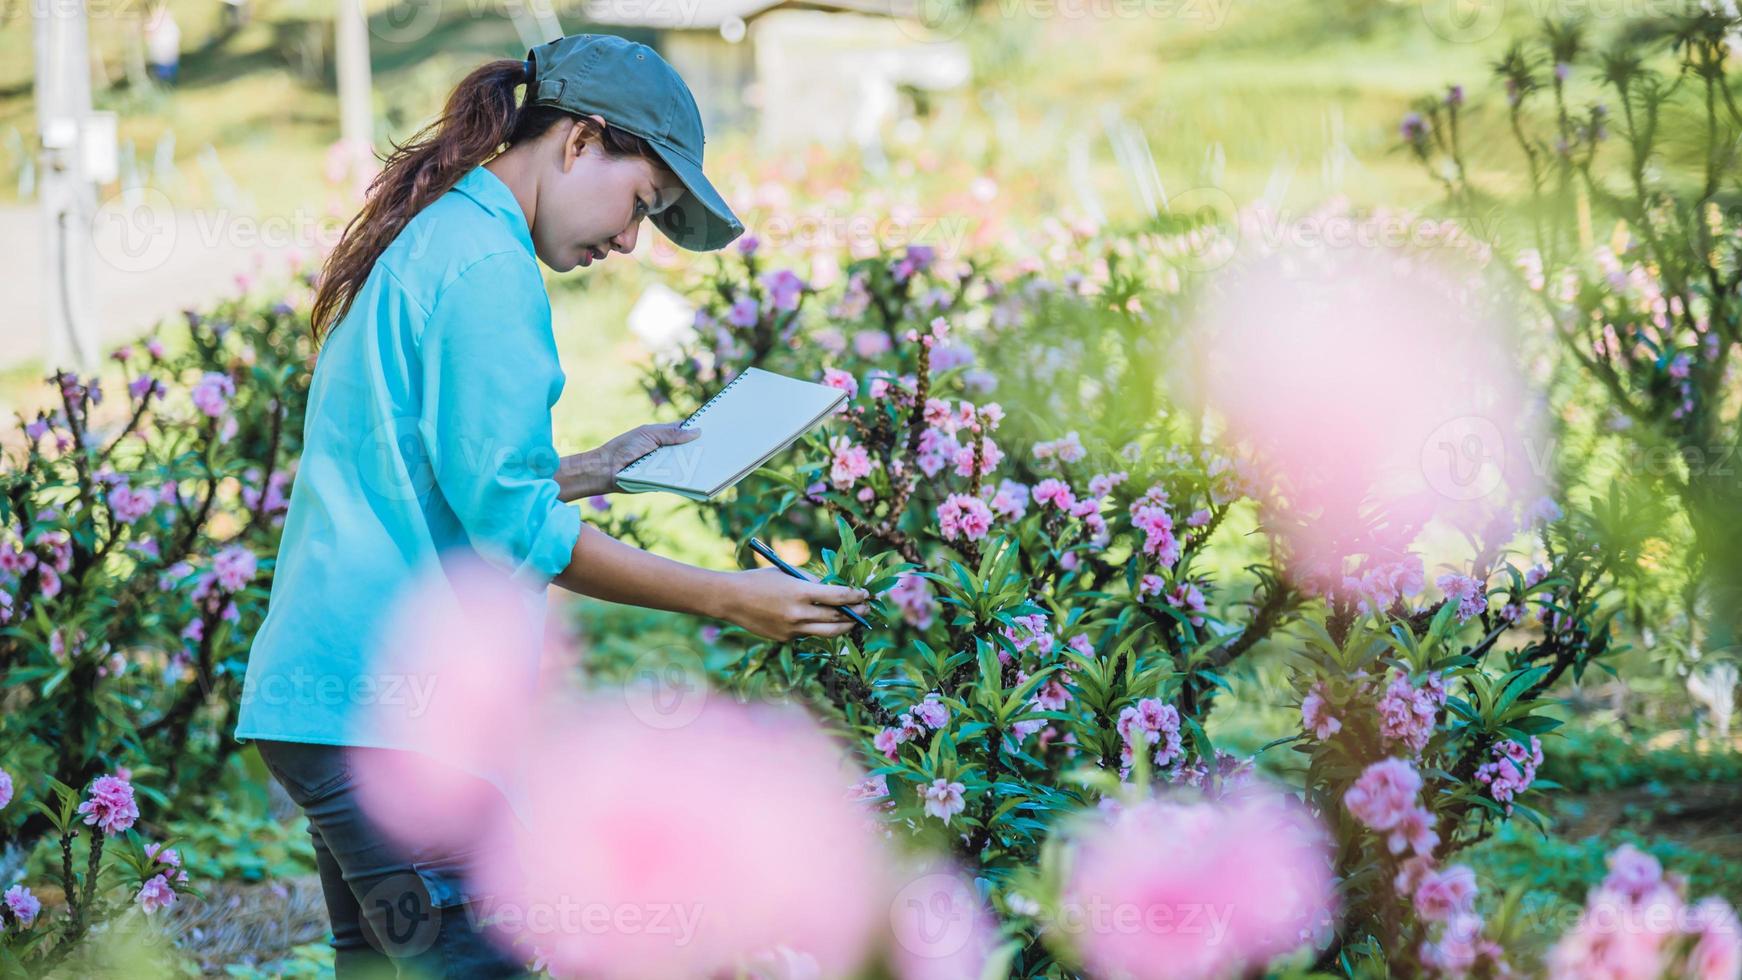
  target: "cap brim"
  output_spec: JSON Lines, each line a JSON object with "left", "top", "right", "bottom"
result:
{"left": 644, "top": 139, "right": 744, "bottom": 252}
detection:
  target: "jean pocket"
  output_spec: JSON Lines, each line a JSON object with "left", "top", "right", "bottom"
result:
{"left": 410, "top": 851, "right": 481, "bottom": 911}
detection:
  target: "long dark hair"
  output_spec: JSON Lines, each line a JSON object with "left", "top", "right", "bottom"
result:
{"left": 310, "top": 58, "right": 659, "bottom": 347}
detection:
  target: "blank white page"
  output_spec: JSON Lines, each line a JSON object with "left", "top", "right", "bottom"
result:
{"left": 617, "top": 367, "right": 846, "bottom": 497}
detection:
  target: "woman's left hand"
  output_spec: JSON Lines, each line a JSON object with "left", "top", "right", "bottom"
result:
{"left": 558, "top": 423, "right": 698, "bottom": 500}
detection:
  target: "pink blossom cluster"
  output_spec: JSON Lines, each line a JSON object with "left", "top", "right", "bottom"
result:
{"left": 241, "top": 466, "right": 294, "bottom": 521}
{"left": 137, "top": 842, "right": 190, "bottom": 914}
{"left": 1338, "top": 553, "right": 1427, "bottom": 615}
{"left": 1392, "top": 858, "right": 1509, "bottom": 976}
{"left": 983, "top": 479, "right": 1029, "bottom": 521}
{"left": 1115, "top": 697, "right": 1183, "bottom": 776}
{"left": 191, "top": 370, "right": 236, "bottom": 418}
{"left": 1473, "top": 735, "right": 1543, "bottom": 813}
{"left": 76, "top": 773, "right": 139, "bottom": 835}
{"left": 828, "top": 435, "right": 874, "bottom": 490}
{"left": 1343, "top": 758, "right": 1437, "bottom": 858}
{"left": 3, "top": 885, "right": 41, "bottom": 929}
{"left": 1032, "top": 431, "right": 1085, "bottom": 464}
{"left": 937, "top": 493, "right": 993, "bottom": 542}
{"left": 884, "top": 572, "right": 936, "bottom": 629}
{"left": 1064, "top": 790, "right": 1335, "bottom": 980}
{"left": 1377, "top": 670, "right": 1447, "bottom": 755}
{"left": 0, "top": 768, "right": 10, "bottom": 810}
{"left": 1130, "top": 489, "right": 1180, "bottom": 566}
{"left": 1301, "top": 681, "right": 1342, "bottom": 740}
{"left": 998, "top": 612, "right": 1054, "bottom": 664}
{"left": 1435, "top": 572, "right": 1489, "bottom": 623}
{"left": 874, "top": 693, "right": 951, "bottom": 759}
{"left": 1547, "top": 845, "right": 1742, "bottom": 980}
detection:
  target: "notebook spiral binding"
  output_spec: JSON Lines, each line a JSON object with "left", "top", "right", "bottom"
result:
{"left": 616, "top": 370, "right": 751, "bottom": 476}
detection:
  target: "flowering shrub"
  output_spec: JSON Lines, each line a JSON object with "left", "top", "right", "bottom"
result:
{"left": 0, "top": 768, "right": 195, "bottom": 972}
{"left": 1404, "top": 10, "right": 1742, "bottom": 649}
{"left": 1, "top": 291, "right": 313, "bottom": 876}
{"left": 626, "top": 228, "right": 1629, "bottom": 975}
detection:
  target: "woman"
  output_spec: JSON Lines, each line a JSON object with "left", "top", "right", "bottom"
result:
{"left": 236, "top": 34, "right": 869, "bottom": 977}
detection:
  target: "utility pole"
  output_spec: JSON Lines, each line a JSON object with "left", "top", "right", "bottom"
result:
{"left": 32, "top": 0, "right": 99, "bottom": 372}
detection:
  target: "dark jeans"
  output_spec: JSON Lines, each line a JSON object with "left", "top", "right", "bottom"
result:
{"left": 254, "top": 739, "right": 528, "bottom": 979}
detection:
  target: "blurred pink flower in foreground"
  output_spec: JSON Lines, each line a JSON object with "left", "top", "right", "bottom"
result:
{"left": 885, "top": 861, "right": 1001, "bottom": 980}
{"left": 472, "top": 698, "right": 890, "bottom": 978}
{"left": 1060, "top": 787, "right": 1336, "bottom": 979}
{"left": 1177, "top": 244, "right": 1544, "bottom": 586}
{"left": 347, "top": 557, "right": 547, "bottom": 852}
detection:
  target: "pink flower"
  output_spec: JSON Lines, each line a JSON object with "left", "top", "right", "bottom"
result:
{"left": 0, "top": 768, "right": 11, "bottom": 810}
{"left": 1301, "top": 682, "right": 1341, "bottom": 740}
{"left": 1115, "top": 698, "right": 1183, "bottom": 773}
{"left": 1137, "top": 574, "right": 1164, "bottom": 598}
{"left": 145, "top": 842, "right": 189, "bottom": 883}
{"left": 1033, "top": 431, "right": 1085, "bottom": 463}
{"left": 885, "top": 573, "right": 935, "bottom": 629}
{"left": 4, "top": 885, "right": 40, "bottom": 927}
{"left": 1413, "top": 865, "right": 1477, "bottom": 922}
{"left": 1000, "top": 613, "right": 1054, "bottom": 657}
{"left": 1436, "top": 572, "right": 1488, "bottom": 623}
{"left": 1087, "top": 471, "right": 1128, "bottom": 498}
{"left": 77, "top": 774, "right": 139, "bottom": 835}
{"left": 107, "top": 482, "right": 156, "bottom": 525}
{"left": 1377, "top": 670, "right": 1443, "bottom": 755}
{"left": 951, "top": 437, "right": 1003, "bottom": 478}
{"left": 1473, "top": 735, "right": 1543, "bottom": 813}
{"left": 852, "top": 330, "right": 892, "bottom": 358}
{"left": 135, "top": 874, "right": 177, "bottom": 914}
{"left": 191, "top": 371, "right": 236, "bottom": 418}
{"left": 912, "top": 694, "right": 950, "bottom": 730}
{"left": 1167, "top": 582, "right": 1207, "bottom": 626}
{"left": 921, "top": 778, "right": 967, "bottom": 825}
{"left": 1687, "top": 897, "right": 1742, "bottom": 980}
{"left": 986, "top": 480, "right": 1029, "bottom": 521}
{"left": 209, "top": 544, "right": 258, "bottom": 593}
{"left": 1343, "top": 758, "right": 1422, "bottom": 833}
{"left": 1132, "top": 503, "right": 1179, "bottom": 565}
{"left": 759, "top": 269, "right": 806, "bottom": 312}
{"left": 821, "top": 367, "right": 859, "bottom": 401}
{"left": 1066, "top": 634, "right": 1094, "bottom": 658}
{"left": 1602, "top": 844, "right": 1663, "bottom": 903}
{"left": 1064, "top": 790, "right": 1335, "bottom": 980}
{"left": 725, "top": 296, "right": 759, "bottom": 327}
{"left": 936, "top": 494, "right": 992, "bottom": 542}
{"left": 1032, "top": 478, "right": 1077, "bottom": 511}
{"left": 873, "top": 727, "right": 904, "bottom": 760}
{"left": 1387, "top": 806, "right": 1440, "bottom": 858}
{"left": 828, "top": 436, "right": 873, "bottom": 490}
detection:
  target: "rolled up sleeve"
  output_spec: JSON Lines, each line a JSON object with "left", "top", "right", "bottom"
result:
{"left": 417, "top": 251, "right": 581, "bottom": 588}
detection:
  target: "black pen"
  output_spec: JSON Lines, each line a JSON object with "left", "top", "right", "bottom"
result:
{"left": 747, "top": 536, "right": 874, "bottom": 630}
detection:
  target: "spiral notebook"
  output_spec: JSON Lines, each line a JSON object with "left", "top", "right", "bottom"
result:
{"left": 615, "top": 367, "right": 848, "bottom": 501}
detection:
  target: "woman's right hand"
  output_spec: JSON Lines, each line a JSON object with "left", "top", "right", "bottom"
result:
{"left": 717, "top": 567, "right": 871, "bottom": 642}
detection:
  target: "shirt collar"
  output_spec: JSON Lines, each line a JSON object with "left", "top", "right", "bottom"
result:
{"left": 453, "top": 164, "right": 536, "bottom": 259}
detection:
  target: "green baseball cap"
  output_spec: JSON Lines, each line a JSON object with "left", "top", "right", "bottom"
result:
{"left": 523, "top": 33, "right": 744, "bottom": 252}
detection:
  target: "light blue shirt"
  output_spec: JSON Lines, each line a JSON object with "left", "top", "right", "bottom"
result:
{"left": 236, "top": 164, "right": 582, "bottom": 749}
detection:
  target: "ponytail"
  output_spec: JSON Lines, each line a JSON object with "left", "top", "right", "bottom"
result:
{"left": 311, "top": 59, "right": 524, "bottom": 346}
{"left": 309, "top": 58, "right": 658, "bottom": 348}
